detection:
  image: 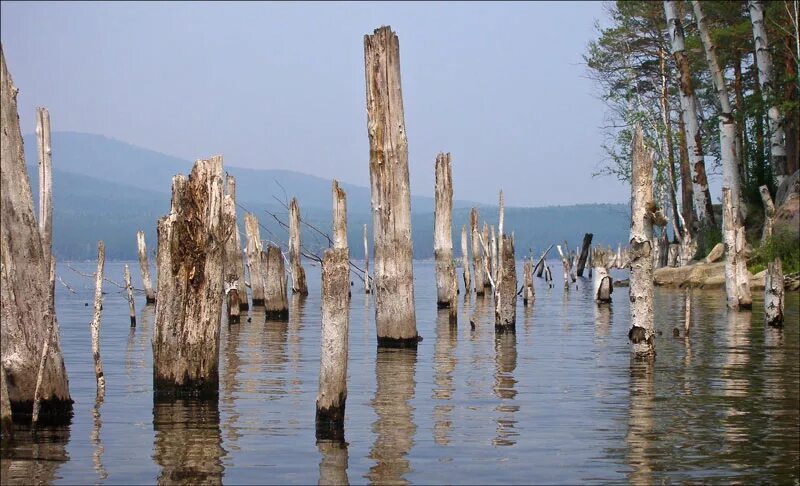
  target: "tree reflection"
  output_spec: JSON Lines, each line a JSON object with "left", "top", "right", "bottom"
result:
{"left": 0, "top": 426, "right": 70, "bottom": 485}
{"left": 492, "top": 331, "right": 518, "bottom": 447}
{"left": 432, "top": 309, "right": 457, "bottom": 446}
{"left": 626, "top": 360, "right": 654, "bottom": 486}
{"left": 317, "top": 439, "right": 349, "bottom": 485}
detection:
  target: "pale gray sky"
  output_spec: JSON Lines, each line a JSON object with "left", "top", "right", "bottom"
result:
{"left": 1, "top": 1, "right": 627, "bottom": 207}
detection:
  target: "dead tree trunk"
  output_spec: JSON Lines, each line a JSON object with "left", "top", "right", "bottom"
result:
{"left": 36, "top": 107, "right": 53, "bottom": 269}
{"left": 153, "top": 156, "right": 229, "bottom": 399}
{"left": 556, "top": 245, "right": 571, "bottom": 290}
{"left": 434, "top": 153, "right": 457, "bottom": 314}
{"left": 365, "top": 26, "right": 418, "bottom": 347}
{"left": 522, "top": 260, "right": 535, "bottom": 306}
{"left": 482, "top": 223, "right": 491, "bottom": 289}
{"left": 576, "top": 233, "right": 593, "bottom": 277}
{"left": 137, "top": 231, "right": 156, "bottom": 303}
{"left": 289, "top": 198, "right": 308, "bottom": 296}
{"left": 364, "top": 224, "right": 371, "bottom": 294}
{"left": 667, "top": 244, "right": 680, "bottom": 267}
{"left": 722, "top": 188, "right": 753, "bottom": 310}
{"left": 316, "top": 182, "right": 351, "bottom": 441}
{"left": 124, "top": 264, "right": 136, "bottom": 326}
{"left": 32, "top": 261, "right": 56, "bottom": 426}
{"left": 629, "top": 127, "right": 660, "bottom": 359}
{"left": 224, "top": 175, "right": 248, "bottom": 309}
{"left": 495, "top": 235, "right": 517, "bottom": 331}
{"left": 222, "top": 189, "right": 240, "bottom": 324}
{"left": 592, "top": 247, "right": 613, "bottom": 304}
{"left": 764, "top": 258, "right": 784, "bottom": 327}
{"left": 461, "top": 225, "right": 471, "bottom": 296}
{"left": 489, "top": 225, "right": 497, "bottom": 284}
{"left": 91, "top": 241, "right": 106, "bottom": 394}
{"left": 470, "top": 209, "right": 485, "bottom": 294}
{"left": 1, "top": 47, "right": 72, "bottom": 423}
{"left": 759, "top": 185, "right": 775, "bottom": 243}
{"left": 244, "top": 213, "right": 266, "bottom": 306}
{"left": 263, "top": 245, "right": 289, "bottom": 320}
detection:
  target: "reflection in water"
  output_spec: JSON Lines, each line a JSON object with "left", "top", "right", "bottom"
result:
{"left": 263, "top": 314, "right": 289, "bottom": 400}
{"left": 626, "top": 361, "right": 654, "bottom": 486}
{"left": 493, "top": 332, "right": 518, "bottom": 447}
{"left": 139, "top": 305, "right": 154, "bottom": 371}
{"left": 125, "top": 326, "right": 136, "bottom": 381}
{"left": 0, "top": 426, "right": 70, "bottom": 485}
{"left": 288, "top": 294, "right": 306, "bottom": 400}
{"left": 722, "top": 310, "right": 751, "bottom": 448}
{"left": 317, "top": 440, "right": 349, "bottom": 485}
{"left": 432, "top": 310, "right": 457, "bottom": 446}
{"left": 221, "top": 320, "right": 242, "bottom": 453}
{"left": 153, "top": 400, "right": 225, "bottom": 485}
{"left": 366, "top": 349, "right": 417, "bottom": 485}
{"left": 594, "top": 303, "right": 612, "bottom": 338}
{"left": 91, "top": 392, "right": 108, "bottom": 481}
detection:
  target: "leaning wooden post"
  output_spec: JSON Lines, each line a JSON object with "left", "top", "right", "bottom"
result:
{"left": 470, "top": 209, "right": 485, "bottom": 294}
{"left": 363, "top": 224, "right": 371, "bottom": 294}
{"left": 482, "top": 223, "right": 491, "bottom": 289}
{"left": 224, "top": 175, "right": 248, "bottom": 309}
{"left": 222, "top": 189, "right": 240, "bottom": 323}
{"left": 556, "top": 245, "right": 570, "bottom": 290}
{"left": 628, "top": 127, "right": 660, "bottom": 358}
{"left": 434, "top": 153, "right": 457, "bottom": 316}
{"left": 759, "top": 185, "right": 775, "bottom": 244}
{"left": 764, "top": 258, "right": 784, "bottom": 327}
{"left": 136, "top": 230, "right": 156, "bottom": 303}
{"left": 576, "top": 233, "right": 593, "bottom": 277}
{"left": 495, "top": 235, "right": 517, "bottom": 331}
{"left": 316, "top": 181, "right": 351, "bottom": 441}
{"left": 592, "top": 247, "right": 613, "bottom": 304}
{"left": 91, "top": 241, "right": 106, "bottom": 394}
{"left": 31, "top": 261, "right": 57, "bottom": 426}
{"left": 36, "top": 107, "right": 53, "bottom": 269}
{"left": 722, "top": 187, "right": 752, "bottom": 310}
{"left": 244, "top": 213, "right": 266, "bottom": 306}
{"left": 263, "top": 245, "right": 289, "bottom": 320}
{"left": 124, "top": 264, "right": 136, "bottom": 327}
{"left": 364, "top": 26, "right": 418, "bottom": 347}
{"left": 489, "top": 225, "right": 497, "bottom": 284}
{"left": 461, "top": 225, "right": 471, "bottom": 296}
{"left": 522, "top": 260, "right": 535, "bottom": 306}
{"left": 153, "top": 156, "right": 229, "bottom": 399}
{"left": 289, "top": 197, "right": 309, "bottom": 296}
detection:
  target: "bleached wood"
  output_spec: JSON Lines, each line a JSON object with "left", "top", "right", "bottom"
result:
{"left": 470, "top": 209, "right": 485, "bottom": 294}
{"left": 36, "top": 107, "right": 53, "bottom": 268}
{"left": 244, "top": 212, "right": 266, "bottom": 306}
{"left": 224, "top": 175, "right": 248, "bottom": 309}
{"left": 1, "top": 47, "right": 71, "bottom": 422}
{"left": 722, "top": 188, "right": 752, "bottom": 310}
{"left": 124, "top": 264, "right": 136, "bottom": 326}
{"left": 434, "top": 153, "right": 457, "bottom": 313}
{"left": 759, "top": 185, "right": 776, "bottom": 243}
{"left": 332, "top": 180, "right": 347, "bottom": 250}
{"left": 364, "top": 224, "right": 371, "bottom": 294}
{"left": 556, "top": 245, "right": 570, "bottom": 290}
{"left": 461, "top": 225, "right": 471, "bottom": 295}
{"left": 32, "top": 260, "right": 56, "bottom": 425}
{"left": 153, "top": 156, "right": 229, "bottom": 398}
{"left": 365, "top": 26, "right": 418, "bottom": 347}
{"left": 684, "top": 290, "right": 691, "bottom": 335}
{"left": 494, "top": 235, "right": 517, "bottom": 331}
{"left": 136, "top": 231, "right": 156, "bottom": 303}
{"left": 592, "top": 247, "right": 613, "bottom": 303}
{"left": 764, "top": 258, "right": 784, "bottom": 327}
{"left": 222, "top": 189, "right": 240, "bottom": 323}
{"left": 629, "top": 127, "right": 656, "bottom": 358}
{"left": 263, "top": 245, "right": 289, "bottom": 320}
{"left": 289, "top": 197, "right": 308, "bottom": 295}
{"left": 91, "top": 241, "right": 106, "bottom": 393}
{"left": 489, "top": 225, "right": 497, "bottom": 284}
{"left": 523, "top": 260, "right": 535, "bottom": 306}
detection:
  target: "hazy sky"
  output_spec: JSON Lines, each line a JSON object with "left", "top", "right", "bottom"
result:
{"left": 1, "top": 1, "right": 628, "bottom": 207}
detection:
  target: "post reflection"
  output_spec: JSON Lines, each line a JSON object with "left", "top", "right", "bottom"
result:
{"left": 594, "top": 302, "right": 612, "bottom": 338}
{"left": 366, "top": 348, "right": 417, "bottom": 485}
{"left": 153, "top": 399, "right": 225, "bottom": 485}
{"left": 0, "top": 426, "right": 70, "bottom": 485}
{"left": 91, "top": 392, "right": 108, "bottom": 481}
{"left": 317, "top": 439, "right": 349, "bottom": 486}
{"left": 492, "top": 331, "right": 518, "bottom": 447}
{"left": 626, "top": 361, "right": 654, "bottom": 486}
{"left": 432, "top": 309, "right": 457, "bottom": 446}
{"left": 138, "top": 304, "right": 154, "bottom": 370}
{"left": 288, "top": 294, "right": 306, "bottom": 399}
{"left": 221, "top": 319, "right": 242, "bottom": 453}
{"left": 722, "top": 309, "right": 751, "bottom": 447}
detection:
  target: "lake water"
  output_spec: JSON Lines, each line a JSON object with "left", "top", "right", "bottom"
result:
{"left": 1, "top": 260, "right": 798, "bottom": 484}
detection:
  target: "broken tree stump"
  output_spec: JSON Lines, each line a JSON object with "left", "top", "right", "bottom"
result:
{"left": 364, "top": 224, "right": 371, "bottom": 294}
{"left": 495, "top": 235, "right": 517, "bottom": 331}
{"left": 91, "top": 241, "right": 106, "bottom": 394}
{"left": 523, "top": 259, "right": 535, "bottom": 306}
{"left": 722, "top": 187, "right": 752, "bottom": 310}
{"left": 244, "top": 212, "right": 266, "bottom": 306}
{"left": 592, "top": 246, "right": 613, "bottom": 304}
{"left": 263, "top": 244, "right": 289, "bottom": 320}
{"left": 153, "top": 156, "right": 229, "bottom": 399}
{"left": 470, "top": 209, "right": 485, "bottom": 295}
{"left": 365, "top": 26, "right": 418, "bottom": 347}
{"left": 556, "top": 245, "right": 571, "bottom": 290}
{"left": 764, "top": 258, "right": 784, "bottom": 327}
{"left": 222, "top": 188, "right": 240, "bottom": 324}
{"left": 137, "top": 230, "right": 156, "bottom": 303}
{"left": 1, "top": 47, "right": 72, "bottom": 423}
{"left": 124, "top": 264, "right": 136, "bottom": 327}
{"left": 289, "top": 197, "right": 308, "bottom": 296}
{"left": 224, "top": 175, "right": 248, "bottom": 310}
{"left": 36, "top": 107, "right": 53, "bottom": 269}
{"left": 576, "top": 233, "right": 593, "bottom": 277}
{"left": 461, "top": 225, "right": 471, "bottom": 296}
{"left": 434, "top": 153, "right": 457, "bottom": 317}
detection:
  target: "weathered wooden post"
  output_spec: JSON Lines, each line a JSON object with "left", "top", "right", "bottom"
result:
{"left": 222, "top": 189, "right": 240, "bottom": 324}
{"left": 522, "top": 259, "right": 535, "bottom": 306}
{"left": 124, "top": 264, "right": 136, "bottom": 326}
{"left": 722, "top": 187, "right": 752, "bottom": 310}
{"left": 244, "top": 213, "right": 266, "bottom": 306}
{"left": 36, "top": 107, "right": 53, "bottom": 268}
{"left": 1, "top": 47, "right": 72, "bottom": 422}
{"left": 153, "top": 156, "right": 229, "bottom": 399}
{"left": 495, "top": 235, "right": 517, "bottom": 331}
{"left": 592, "top": 247, "right": 613, "bottom": 304}
{"left": 263, "top": 245, "right": 289, "bottom": 320}
{"left": 224, "top": 175, "right": 248, "bottom": 310}
{"left": 556, "top": 245, "right": 571, "bottom": 290}
{"left": 490, "top": 225, "right": 498, "bottom": 283}
{"left": 470, "top": 209, "right": 485, "bottom": 294}
{"left": 316, "top": 181, "right": 351, "bottom": 441}
{"left": 434, "top": 153, "right": 457, "bottom": 316}
{"left": 137, "top": 230, "right": 156, "bottom": 303}
{"left": 289, "top": 197, "right": 308, "bottom": 296}
{"left": 461, "top": 225, "right": 471, "bottom": 296}
{"left": 628, "top": 127, "right": 661, "bottom": 358}
{"left": 363, "top": 224, "right": 371, "bottom": 294}
{"left": 764, "top": 258, "right": 784, "bottom": 327}
{"left": 576, "top": 233, "right": 593, "bottom": 277}
{"left": 31, "top": 261, "right": 57, "bottom": 426}
{"left": 91, "top": 241, "right": 106, "bottom": 394}
{"left": 364, "top": 26, "right": 419, "bottom": 347}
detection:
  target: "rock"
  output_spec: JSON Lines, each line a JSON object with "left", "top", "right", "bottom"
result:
{"left": 704, "top": 243, "right": 725, "bottom": 263}
{"left": 776, "top": 169, "right": 799, "bottom": 207}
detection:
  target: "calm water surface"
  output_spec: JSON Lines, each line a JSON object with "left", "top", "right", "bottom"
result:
{"left": 1, "top": 261, "right": 798, "bottom": 484}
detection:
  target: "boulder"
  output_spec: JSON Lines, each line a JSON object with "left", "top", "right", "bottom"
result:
{"left": 704, "top": 243, "right": 725, "bottom": 263}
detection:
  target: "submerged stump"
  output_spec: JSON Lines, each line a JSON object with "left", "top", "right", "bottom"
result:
{"left": 137, "top": 230, "right": 156, "bottom": 304}
{"left": 263, "top": 244, "right": 289, "bottom": 320}
{"left": 765, "top": 258, "right": 784, "bottom": 327}
{"left": 495, "top": 235, "right": 517, "bottom": 331}
{"left": 224, "top": 175, "right": 248, "bottom": 310}
{"left": 289, "top": 197, "right": 308, "bottom": 296}
{"left": 434, "top": 153, "right": 457, "bottom": 319}
{"left": 592, "top": 247, "right": 613, "bottom": 304}
{"left": 244, "top": 213, "right": 266, "bottom": 307}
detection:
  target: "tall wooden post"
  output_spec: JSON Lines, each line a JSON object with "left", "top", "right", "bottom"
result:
{"left": 124, "top": 264, "right": 136, "bottom": 326}
{"left": 137, "top": 231, "right": 156, "bottom": 303}
{"left": 244, "top": 213, "right": 266, "bottom": 306}
{"left": 1, "top": 47, "right": 72, "bottom": 422}
{"left": 153, "top": 156, "right": 229, "bottom": 399}
{"left": 364, "top": 26, "right": 418, "bottom": 347}
{"left": 470, "top": 209, "right": 485, "bottom": 295}
{"left": 224, "top": 175, "right": 248, "bottom": 309}
{"left": 434, "top": 153, "right": 457, "bottom": 315}
{"left": 36, "top": 107, "right": 53, "bottom": 269}
{"left": 722, "top": 188, "right": 752, "bottom": 310}
{"left": 523, "top": 259, "right": 535, "bottom": 306}
{"left": 289, "top": 197, "right": 308, "bottom": 296}
{"left": 91, "top": 241, "right": 106, "bottom": 394}
{"left": 764, "top": 258, "right": 784, "bottom": 327}
{"left": 263, "top": 245, "right": 289, "bottom": 320}
{"left": 482, "top": 223, "right": 491, "bottom": 289}
{"left": 364, "top": 224, "right": 371, "bottom": 294}
{"left": 495, "top": 235, "right": 517, "bottom": 331}
{"left": 461, "top": 225, "right": 471, "bottom": 296}
{"left": 576, "top": 233, "right": 593, "bottom": 277}
{"left": 316, "top": 181, "right": 351, "bottom": 441}
{"left": 222, "top": 187, "right": 240, "bottom": 324}
{"left": 629, "top": 127, "right": 659, "bottom": 358}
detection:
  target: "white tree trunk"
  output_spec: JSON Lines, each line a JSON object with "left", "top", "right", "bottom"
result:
{"left": 470, "top": 209, "right": 485, "bottom": 294}
{"left": 136, "top": 230, "right": 156, "bottom": 303}
{"left": 364, "top": 26, "right": 418, "bottom": 347}
{"left": 722, "top": 188, "right": 753, "bottom": 310}
{"left": 91, "top": 241, "right": 106, "bottom": 394}
{"left": 749, "top": 0, "right": 788, "bottom": 184}
{"left": 1, "top": 47, "right": 72, "bottom": 422}
{"left": 153, "top": 157, "right": 229, "bottom": 398}
{"left": 222, "top": 190, "right": 240, "bottom": 324}
{"left": 764, "top": 257, "right": 784, "bottom": 327}
{"left": 522, "top": 260, "right": 535, "bottom": 306}
{"left": 629, "top": 127, "right": 657, "bottom": 358}
{"left": 36, "top": 107, "right": 53, "bottom": 269}
{"left": 224, "top": 175, "right": 248, "bottom": 309}
{"left": 32, "top": 260, "right": 57, "bottom": 425}
{"left": 244, "top": 213, "right": 266, "bottom": 306}
{"left": 124, "top": 264, "right": 136, "bottom": 326}
{"left": 434, "top": 153, "right": 457, "bottom": 315}
{"left": 592, "top": 247, "right": 613, "bottom": 303}
{"left": 556, "top": 245, "right": 570, "bottom": 290}
{"left": 289, "top": 197, "right": 308, "bottom": 296}
{"left": 364, "top": 224, "right": 371, "bottom": 294}
{"left": 664, "top": 0, "right": 715, "bottom": 227}
{"left": 759, "top": 185, "right": 776, "bottom": 243}
{"left": 461, "top": 224, "right": 471, "bottom": 296}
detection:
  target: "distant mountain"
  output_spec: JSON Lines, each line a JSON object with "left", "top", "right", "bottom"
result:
{"left": 22, "top": 132, "right": 630, "bottom": 261}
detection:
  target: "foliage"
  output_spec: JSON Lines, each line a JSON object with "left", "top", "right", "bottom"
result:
{"left": 748, "top": 229, "right": 800, "bottom": 274}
